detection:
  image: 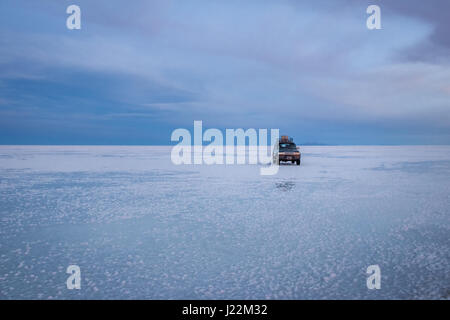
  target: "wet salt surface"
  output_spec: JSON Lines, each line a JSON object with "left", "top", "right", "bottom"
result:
{"left": 0, "top": 146, "right": 449, "bottom": 299}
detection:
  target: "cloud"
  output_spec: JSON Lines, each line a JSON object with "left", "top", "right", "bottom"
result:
{"left": 0, "top": 0, "right": 449, "bottom": 144}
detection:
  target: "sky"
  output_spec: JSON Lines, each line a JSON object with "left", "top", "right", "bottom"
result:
{"left": 0, "top": 0, "right": 449, "bottom": 145}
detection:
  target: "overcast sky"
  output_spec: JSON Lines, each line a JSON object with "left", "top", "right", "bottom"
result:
{"left": 0, "top": 0, "right": 449, "bottom": 145}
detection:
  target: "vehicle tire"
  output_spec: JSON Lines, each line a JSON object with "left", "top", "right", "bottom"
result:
{"left": 296, "top": 159, "right": 300, "bottom": 165}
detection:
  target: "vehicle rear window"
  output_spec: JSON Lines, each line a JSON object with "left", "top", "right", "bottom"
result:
{"left": 280, "top": 143, "right": 297, "bottom": 150}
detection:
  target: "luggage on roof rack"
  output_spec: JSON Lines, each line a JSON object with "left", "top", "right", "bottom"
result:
{"left": 280, "top": 136, "right": 293, "bottom": 143}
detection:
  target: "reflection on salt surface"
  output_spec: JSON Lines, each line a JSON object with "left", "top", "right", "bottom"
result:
{"left": 275, "top": 181, "right": 295, "bottom": 191}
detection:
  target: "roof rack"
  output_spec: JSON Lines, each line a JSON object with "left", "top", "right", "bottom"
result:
{"left": 280, "top": 136, "right": 293, "bottom": 143}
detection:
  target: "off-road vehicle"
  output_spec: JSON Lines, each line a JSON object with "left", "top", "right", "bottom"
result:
{"left": 277, "top": 136, "right": 301, "bottom": 165}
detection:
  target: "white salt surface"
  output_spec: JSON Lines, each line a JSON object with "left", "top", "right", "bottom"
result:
{"left": 0, "top": 146, "right": 449, "bottom": 299}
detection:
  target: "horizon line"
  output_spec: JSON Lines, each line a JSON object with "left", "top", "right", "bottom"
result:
{"left": 1, "top": 144, "right": 450, "bottom": 147}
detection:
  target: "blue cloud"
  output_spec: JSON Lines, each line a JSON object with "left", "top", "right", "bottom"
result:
{"left": 0, "top": 0, "right": 449, "bottom": 144}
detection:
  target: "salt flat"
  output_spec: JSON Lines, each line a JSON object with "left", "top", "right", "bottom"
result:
{"left": 0, "top": 146, "right": 449, "bottom": 299}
